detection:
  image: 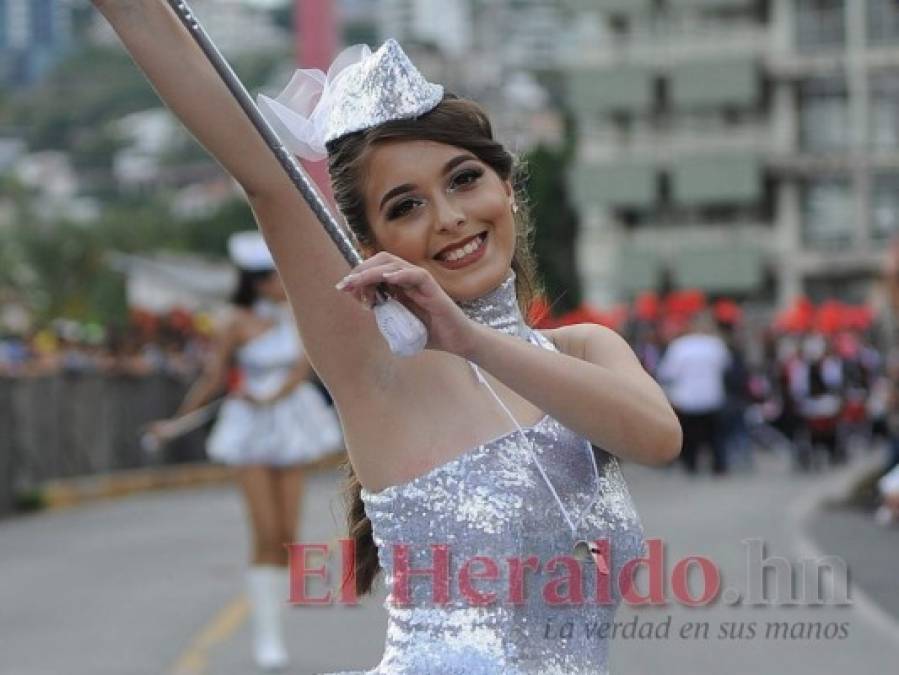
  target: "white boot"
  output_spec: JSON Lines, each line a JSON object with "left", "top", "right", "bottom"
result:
{"left": 246, "top": 565, "right": 289, "bottom": 671}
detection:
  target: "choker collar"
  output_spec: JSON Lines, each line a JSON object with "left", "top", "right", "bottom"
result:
{"left": 456, "top": 272, "right": 529, "bottom": 339}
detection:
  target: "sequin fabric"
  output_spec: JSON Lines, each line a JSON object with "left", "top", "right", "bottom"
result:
{"left": 322, "top": 273, "right": 645, "bottom": 674}
{"left": 327, "top": 39, "right": 443, "bottom": 144}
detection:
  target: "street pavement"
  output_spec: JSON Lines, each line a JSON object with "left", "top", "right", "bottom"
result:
{"left": 1, "top": 448, "right": 898, "bottom": 675}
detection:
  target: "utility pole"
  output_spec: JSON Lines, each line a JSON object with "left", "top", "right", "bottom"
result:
{"left": 295, "top": 0, "right": 337, "bottom": 201}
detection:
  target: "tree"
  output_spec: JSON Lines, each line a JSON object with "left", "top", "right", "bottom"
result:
{"left": 523, "top": 143, "right": 582, "bottom": 316}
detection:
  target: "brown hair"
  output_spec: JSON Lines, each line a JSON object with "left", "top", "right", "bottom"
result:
{"left": 328, "top": 95, "right": 541, "bottom": 596}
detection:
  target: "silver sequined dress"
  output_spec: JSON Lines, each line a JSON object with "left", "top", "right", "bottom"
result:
{"left": 325, "top": 274, "right": 645, "bottom": 674}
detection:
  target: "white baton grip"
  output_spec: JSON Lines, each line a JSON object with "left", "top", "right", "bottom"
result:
{"left": 139, "top": 432, "right": 162, "bottom": 455}
{"left": 373, "top": 297, "right": 428, "bottom": 356}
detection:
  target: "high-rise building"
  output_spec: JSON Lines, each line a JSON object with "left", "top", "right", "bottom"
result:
{"left": 0, "top": 0, "right": 72, "bottom": 87}
{"left": 378, "top": 0, "right": 472, "bottom": 57}
{"left": 88, "top": 0, "right": 290, "bottom": 56}
{"left": 567, "top": 0, "right": 899, "bottom": 308}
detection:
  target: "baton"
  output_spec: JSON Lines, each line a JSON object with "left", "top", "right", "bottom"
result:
{"left": 139, "top": 398, "right": 223, "bottom": 454}
{"left": 165, "top": 0, "right": 427, "bottom": 356}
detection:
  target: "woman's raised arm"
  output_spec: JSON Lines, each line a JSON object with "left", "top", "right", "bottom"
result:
{"left": 93, "top": 0, "right": 393, "bottom": 394}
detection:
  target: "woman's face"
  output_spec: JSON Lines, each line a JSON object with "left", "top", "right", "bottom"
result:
{"left": 362, "top": 139, "right": 515, "bottom": 302}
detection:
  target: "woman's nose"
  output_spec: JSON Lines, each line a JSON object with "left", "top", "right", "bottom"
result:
{"left": 434, "top": 194, "right": 466, "bottom": 231}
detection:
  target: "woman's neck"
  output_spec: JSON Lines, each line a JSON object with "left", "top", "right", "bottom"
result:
{"left": 456, "top": 272, "right": 528, "bottom": 338}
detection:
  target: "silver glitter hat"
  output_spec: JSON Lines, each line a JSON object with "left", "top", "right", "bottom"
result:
{"left": 257, "top": 39, "right": 444, "bottom": 162}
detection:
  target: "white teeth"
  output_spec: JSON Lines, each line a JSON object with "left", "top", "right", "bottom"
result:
{"left": 440, "top": 235, "right": 484, "bottom": 262}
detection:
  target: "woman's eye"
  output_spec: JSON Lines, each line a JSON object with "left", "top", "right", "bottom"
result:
{"left": 450, "top": 168, "right": 483, "bottom": 190}
{"left": 387, "top": 198, "right": 420, "bottom": 220}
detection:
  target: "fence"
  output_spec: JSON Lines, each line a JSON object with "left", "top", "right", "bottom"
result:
{"left": 0, "top": 373, "right": 206, "bottom": 516}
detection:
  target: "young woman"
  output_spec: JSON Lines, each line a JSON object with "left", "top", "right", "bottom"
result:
{"left": 149, "top": 232, "right": 342, "bottom": 671}
{"left": 96, "top": 2, "right": 681, "bottom": 672}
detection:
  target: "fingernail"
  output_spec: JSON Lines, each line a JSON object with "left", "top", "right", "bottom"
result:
{"left": 335, "top": 274, "right": 357, "bottom": 290}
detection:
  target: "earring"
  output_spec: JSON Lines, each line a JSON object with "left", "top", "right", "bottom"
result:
{"left": 511, "top": 201, "right": 519, "bottom": 214}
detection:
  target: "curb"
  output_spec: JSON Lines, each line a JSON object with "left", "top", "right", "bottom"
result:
{"left": 33, "top": 451, "right": 348, "bottom": 511}
{"left": 789, "top": 452, "right": 899, "bottom": 644}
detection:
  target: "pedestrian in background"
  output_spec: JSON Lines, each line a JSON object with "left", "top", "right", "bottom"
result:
{"left": 657, "top": 311, "right": 731, "bottom": 475}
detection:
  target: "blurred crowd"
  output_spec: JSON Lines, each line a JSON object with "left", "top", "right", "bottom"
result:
{"left": 604, "top": 288, "right": 899, "bottom": 529}
{"left": 5, "top": 288, "right": 899, "bottom": 525}
{"left": 0, "top": 308, "right": 211, "bottom": 378}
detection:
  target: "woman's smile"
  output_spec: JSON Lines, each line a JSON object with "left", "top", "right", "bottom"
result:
{"left": 433, "top": 231, "right": 488, "bottom": 269}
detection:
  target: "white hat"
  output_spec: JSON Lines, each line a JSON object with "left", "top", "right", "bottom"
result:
{"left": 257, "top": 39, "right": 443, "bottom": 161}
{"left": 227, "top": 231, "right": 275, "bottom": 271}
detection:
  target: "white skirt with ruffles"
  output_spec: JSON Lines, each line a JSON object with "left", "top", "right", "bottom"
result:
{"left": 206, "top": 382, "right": 343, "bottom": 466}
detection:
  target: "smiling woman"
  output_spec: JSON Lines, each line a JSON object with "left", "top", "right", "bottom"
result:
{"left": 326, "top": 97, "right": 536, "bottom": 305}
{"left": 92, "top": 2, "right": 679, "bottom": 671}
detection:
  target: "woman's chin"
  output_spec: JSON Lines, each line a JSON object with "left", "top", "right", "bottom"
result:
{"left": 436, "top": 263, "right": 510, "bottom": 303}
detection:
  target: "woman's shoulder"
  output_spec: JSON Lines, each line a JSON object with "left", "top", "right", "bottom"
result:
{"left": 220, "top": 306, "right": 266, "bottom": 344}
{"left": 537, "top": 323, "right": 627, "bottom": 360}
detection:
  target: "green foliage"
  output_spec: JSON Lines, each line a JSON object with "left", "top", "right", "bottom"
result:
{"left": 70, "top": 126, "right": 127, "bottom": 172}
{"left": 270, "top": 3, "right": 294, "bottom": 32}
{"left": 9, "top": 46, "right": 160, "bottom": 151}
{"left": 231, "top": 50, "right": 292, "bottom": 92}
{"left": 181, "top": 199, "right": 256, "bottom": 257}
{"left": 5, "top": 218, "right": 117, "bottom": 321}
{"left": 14, "top": 488, "right": 46, "bottom": 513}
{"left": 524, "top": 143, "right": 582, "bottom": 315}
{"left": 2, "top": 192, "right": 255, "bottom": 325}
{"left": 0, "top": 41, "right": 290, "bottom": 328}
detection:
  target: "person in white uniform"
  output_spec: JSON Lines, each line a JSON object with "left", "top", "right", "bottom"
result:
{"left": 150, "top": 231, "right": 342, "bottom": 671}
{"left": 657, "top": 312, "right": 731, "bottom": 474}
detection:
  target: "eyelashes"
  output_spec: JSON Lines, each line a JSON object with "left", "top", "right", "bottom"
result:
{"left": 386, "top": 197, "right": 422, "bottom": 220}
{"left": 450, "top": 167, "right": 484, "bottom": 189}
{"left": 385, "top": 167, "right": 485, "bottom": 221}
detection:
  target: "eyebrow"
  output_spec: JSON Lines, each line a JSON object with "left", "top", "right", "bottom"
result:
{"left": 378, "top": 154, "right": 478, "bottom": 212}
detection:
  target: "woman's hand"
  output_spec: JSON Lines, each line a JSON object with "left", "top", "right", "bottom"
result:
{"left": 336, "top": 252, "right": 478, "bottom": 357}
{"left": 145, "top": 419, "right": 179, "bottom": 445}
{"left": 234, "top": 390, "right": 270, "bottom": 406}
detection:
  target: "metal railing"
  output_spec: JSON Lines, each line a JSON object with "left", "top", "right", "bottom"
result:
{"left": 0, "top": 373, "right": 204, "bottom": 516}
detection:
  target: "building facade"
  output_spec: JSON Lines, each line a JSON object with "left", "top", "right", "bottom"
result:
{"left": 88, "top": 0, "right": 290, "bottom": 56}
{"left": 0, "top": 0, "right": 72, "bottom": 87}
{"left": 568, "top": 0, "right": 899, "bottom": 308}
{"left": 378, "top": 0, "right": 473, "bottom": 58}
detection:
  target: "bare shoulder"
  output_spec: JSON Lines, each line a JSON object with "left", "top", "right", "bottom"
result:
{"left": 223, "top": 307, "right": 256, "bottom": 343}
{"left": 536, "top": 327, "right": 565, "bottom": 352}
{"left": 540, "top": 323, "right": 643, "bottom": 372}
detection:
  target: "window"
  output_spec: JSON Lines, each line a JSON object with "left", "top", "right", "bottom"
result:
{"left": 30, "top": 0, "right": 57, "bottom": 43}
{"left": 804, "top": 275, "right": 869, "bottom": 303}
{"left": 799, "top": 76, "right": 849, "bottom": 152}
{"left": 868, "top": 0, "right": 899, "bottom": 46}
{"left": 609, "top": 15, "right": 631, "bottom": 36}
{"left": 872, "top": 172, "right": 899, "bottom": 240}
{"left": 802, "top": 177, "right": 853, "bottom": 247}
{"left": 795, "top": 0, "right": 845, "bottom": 53}
{"left": 871, "top": 73, "right": 899, "bottom": 150}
